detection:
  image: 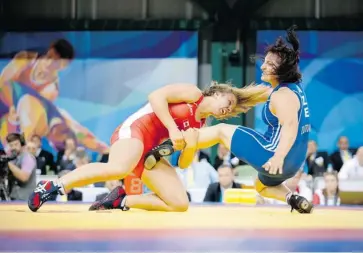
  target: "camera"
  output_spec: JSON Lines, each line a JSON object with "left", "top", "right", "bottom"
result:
{"left": 0, "top": 151, "right": 17, "bottom": 201}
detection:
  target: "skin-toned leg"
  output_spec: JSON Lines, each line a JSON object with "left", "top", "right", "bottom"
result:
{"left": 125, "top": 159, "right": 189, "bottom": 212}
{"left": 59, "top": 138, "right": 144, "bottom": 191}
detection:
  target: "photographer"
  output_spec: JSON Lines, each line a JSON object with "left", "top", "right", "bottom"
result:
{"left": 5, "top": 133, "right": 37, "bottom": 201}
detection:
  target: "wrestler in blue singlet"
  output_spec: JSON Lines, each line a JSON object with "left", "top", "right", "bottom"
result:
{"left": 230, "top": 83, "right": 310, "bottom": 186}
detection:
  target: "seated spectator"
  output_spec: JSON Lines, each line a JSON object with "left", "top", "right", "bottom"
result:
{"left": 199, "top": 150, "right": 211, "bottom": 164}
{"left": 338, "top": 146, "right": 363, "bottom": 179}
{"left": 313, "top": 171, "right": 340, "bottom": 206}
{"left": 305, "top": 140, "right": 329, "bottom": 176}
{"left": 213, "top": 144, "right": 245, "bottom": 170}
{"left": 176, "top": 152, "right": 218, "bottom": 189}
{"left": 56, "top": 136, "right": 78, "bottom": 172}
{"left": 330, "top": 136, "right": 357, "bottom": 172}
{"left": 203, "top": 164, "right": 242, "bottom": 202}
{"left": 61, "top": 147, "right": 90, "bottom": 171}
{"left": 30, "top": 134, "right": 55, "bottom": 174}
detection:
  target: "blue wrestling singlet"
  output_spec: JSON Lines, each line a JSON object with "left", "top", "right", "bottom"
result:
{"left": 230, "top": 83, "right": 311, "bottom": 186}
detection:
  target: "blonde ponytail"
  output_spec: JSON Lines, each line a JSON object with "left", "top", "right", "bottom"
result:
{"left": 203, "top": 82, "right": 271, "bottom": 119}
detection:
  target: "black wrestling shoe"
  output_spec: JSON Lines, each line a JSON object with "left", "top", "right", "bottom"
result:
{"left": 144, "top": 139, "right": 175, "bottom": 170}
{"left": 288, "top": 194, "right": 314, "bottom": 214}
{"left": 89, "top": 186, "right": 129, "bottom": 211}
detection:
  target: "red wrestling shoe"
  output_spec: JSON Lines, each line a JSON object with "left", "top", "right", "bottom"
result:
{"left": 89, "top": 186, "right": 129, "bottom": 211}
{"left": 28, "top": 180, "right": 63, "bottom": 212}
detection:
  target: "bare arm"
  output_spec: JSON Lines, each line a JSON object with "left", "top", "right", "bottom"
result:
{"left": 270, "top": 88, "right": 300, "bottom": 159}
{"left": 148, "top": 84, "right": 202, "bottom": 130}
{"left": 0, "top": 51, "right": 37, "bottom": 82}
{"left": 8, "top": 153, "right": 36, "bottom": 183}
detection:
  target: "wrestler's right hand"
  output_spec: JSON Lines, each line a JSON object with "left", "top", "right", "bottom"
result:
{"left": 168, "top": 127, "right": 185, "bottom": 150}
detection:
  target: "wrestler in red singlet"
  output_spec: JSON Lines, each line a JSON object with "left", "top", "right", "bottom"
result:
{"left": 110, "top": 96, "right": 205, "bottom": 179}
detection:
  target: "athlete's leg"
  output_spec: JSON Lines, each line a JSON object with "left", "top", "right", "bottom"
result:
{"left": 28, "top": 138, "right": 144, "bottom": 212}
{"left": 255, "top": 170, "right": 313, "bottom": 212}
{"left": 226, "top": 126, "right": 296, "bottom": 203}
{"left": 255, "top": 177, "right": 291, "bottom": 202}
{"left": 59, "top": 138, "right": 143, "bottom": 191}
{"left": 199, "top": 125, "right": 312, "bottom": 212}
{"left": 256, "top": 176, "right": 312, "bottom": 213}
{"left": 196, "top": 123, "right": 238, "bottom": 149}
{"left": 125, "top": 158, "right": 189, "bottom": 212}
{"left": 144, "top": 123, "right": 238, "bottom": 169}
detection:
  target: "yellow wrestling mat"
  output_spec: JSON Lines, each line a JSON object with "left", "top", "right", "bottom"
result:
{"left": 1, "top": 204, "right": 363, "bottom": 231}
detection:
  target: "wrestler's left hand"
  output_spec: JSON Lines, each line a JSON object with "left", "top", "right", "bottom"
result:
{"left": 262, "top": 155, "right": 284, "bottom": 175}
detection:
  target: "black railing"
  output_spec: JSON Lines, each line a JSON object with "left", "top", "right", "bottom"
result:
{"left": 1, "top": 18, "right": 362, "bottom": 32}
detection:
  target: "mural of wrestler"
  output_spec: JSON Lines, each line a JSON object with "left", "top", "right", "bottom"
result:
{"left": 0, "top": 39, "right": 109, "bottom": 153}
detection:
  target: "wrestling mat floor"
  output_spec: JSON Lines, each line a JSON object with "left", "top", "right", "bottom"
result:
{"left": 0, "top": 203, "right": 362, "bottom": 252}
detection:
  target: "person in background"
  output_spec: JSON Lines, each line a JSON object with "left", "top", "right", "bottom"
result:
{"left": 26, "top": 141, "right": 41, "bottom": 175}
{"left": 213, "top": 143, "right": 245, "bottom": 170}
{"left": 203, "top": 164, "right": 242, "bottom": 202}
{"left": 30, "top": 134, "right": 55, "bottom": 175}
{"left": 5, "top": 133, "right": 37, "bottom": 201}
{"left": 62, "top": 147, "right": 90, "bottom": 172}
{"left": 313, "top": 171, "right": 340, "bottom": 206}
{"left": 330, "top": 136, "right": 356, "bottom": 172}
{"left": 338, "top": 146, "right": 363, "bottom": 180}
{"left": 170, "top": 150, "right": 210, "bottom": 167}
{"left": 176, "top": 152, "right": 218, "bottom": 189}
{"left": 56, "top": 136, "right": 78, "bottom": 172}
{"left": 305, "top": 140, "right": 329, "bottom": 176}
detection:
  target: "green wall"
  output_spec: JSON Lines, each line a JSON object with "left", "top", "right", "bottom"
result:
{"left": 209, "top": 42, "right": 244, "bottom": 161}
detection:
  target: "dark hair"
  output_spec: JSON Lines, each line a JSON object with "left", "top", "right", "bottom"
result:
{"left": 217, "top": 163, "right": 233, "bottom": 171}
{"left": 322, "top": 171, "right": 340, "bottom": 205}
{"left": 6, "top": 133, "right": 24, "bottom": 144}
{"left": 64, "top": 134, "right": 77, "bottom": 145}
{"left": 51, "top": 39, "right": 75, "bottom": 60}
{"left": 265, "top": 25, "right": 302, "bottom": 84}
